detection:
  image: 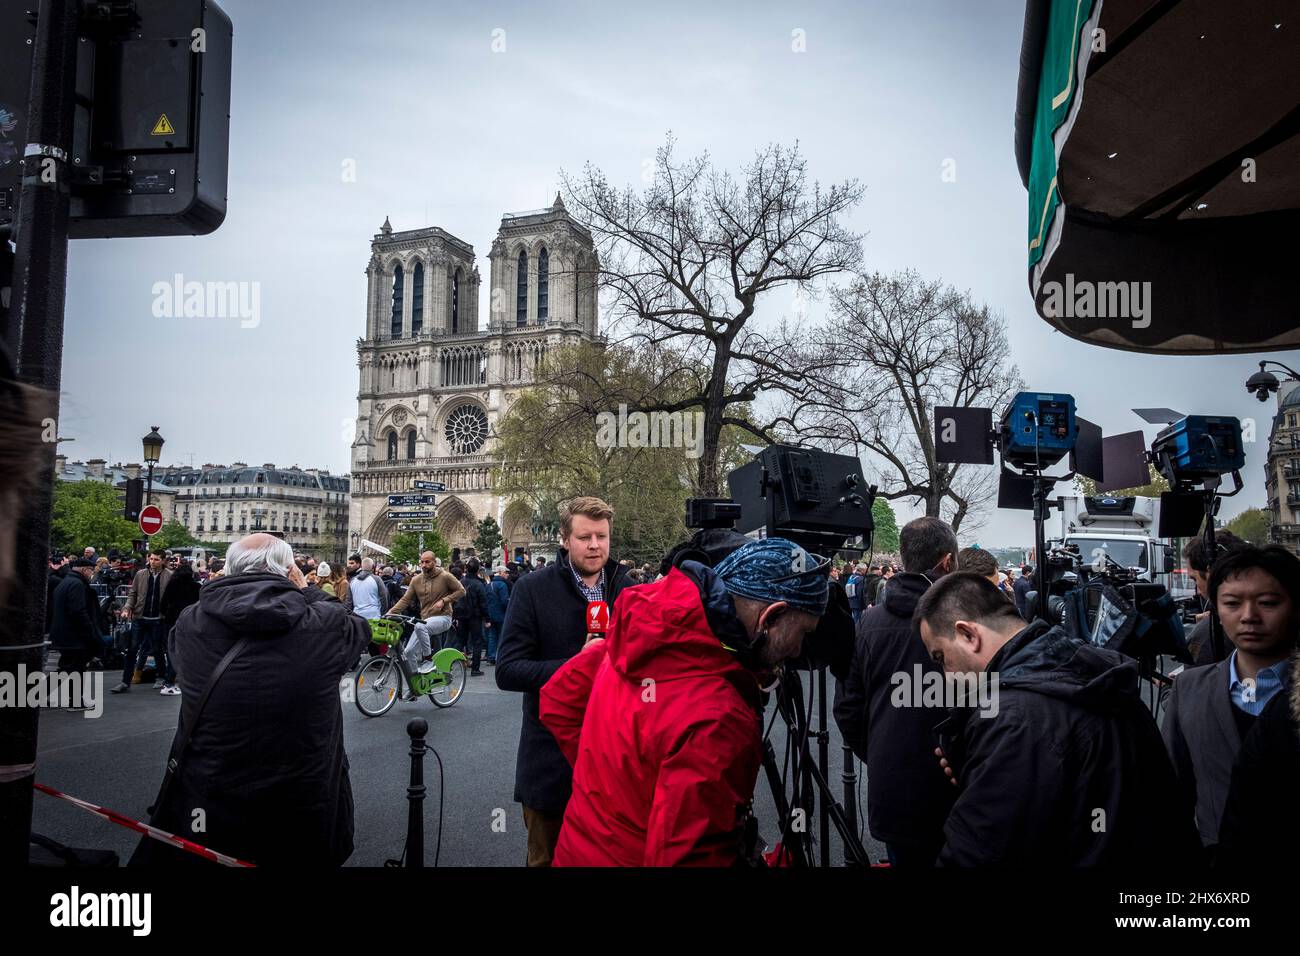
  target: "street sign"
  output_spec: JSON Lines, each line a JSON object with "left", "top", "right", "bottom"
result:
{"left": 139, "top": 505, "right": 164, "bottom": 536}
{"left": 388, "top": 510, "right": 435, "bottom": 520}
{"left": 388, "top": 494, "right": 437, "bottom": 507}
{"left": 399, "top": 523, "right": 434, "bottom": 531}
{"left": 413, "top": 480, "right": 446, "bottom": 492}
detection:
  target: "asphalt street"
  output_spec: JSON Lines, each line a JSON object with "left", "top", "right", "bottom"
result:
{"left": 31, "top": 662, "right": 886, "bottom": 867}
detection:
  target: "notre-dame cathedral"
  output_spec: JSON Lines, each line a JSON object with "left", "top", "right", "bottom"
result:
{"left": 348, "top": 194, "right": 601, "bottom": 555}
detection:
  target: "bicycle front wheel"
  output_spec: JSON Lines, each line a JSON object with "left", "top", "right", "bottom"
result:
{"left": 355, "top": 656, "right": 401, "bottom": 717}
{"left": 428, "top": 659, "right": 467, "bottom": 708}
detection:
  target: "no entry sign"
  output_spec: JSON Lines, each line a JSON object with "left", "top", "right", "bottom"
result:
{"left": 139, "top": 505, "right": 164, "bottom": 536}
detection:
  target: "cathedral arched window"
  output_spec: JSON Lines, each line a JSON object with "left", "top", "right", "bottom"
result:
{"left": 412, "top": 262, "right": 424, "bottom": 333}
{"left": 452, "top": 268, "right": 461, "bottom": 333}
{"left": 387, "top": 432, "right": 398, "bottom": 461}
{"left": 406, "top": 430, "right": 417, "bottom": 460}
{"left": 538, "top": 248, "right": 549, "bottom": 324}
{"left": 391, "top": 264, "right": 404, "bottom": 337}
{"left": 516, "top": 250, "right": 528, "bottom": 327}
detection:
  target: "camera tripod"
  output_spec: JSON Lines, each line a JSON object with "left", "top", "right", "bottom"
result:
{"left": 761, "top": 663, "right": 871, "bottom": 867}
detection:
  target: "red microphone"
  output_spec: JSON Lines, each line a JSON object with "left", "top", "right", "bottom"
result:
{"left": 586, "top": 601, "right": 609, "bottom": 640}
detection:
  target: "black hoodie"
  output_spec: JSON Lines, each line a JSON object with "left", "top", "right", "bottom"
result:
{"left": 935, "top": 619, "right": 1201, "bottom": 866}
{"left": 833, "top": 571, "right": 956, "bottom": 857}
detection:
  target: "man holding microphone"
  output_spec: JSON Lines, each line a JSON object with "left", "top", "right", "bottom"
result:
{"left": 495, "top": 496, "right": 632, "bottom": 866}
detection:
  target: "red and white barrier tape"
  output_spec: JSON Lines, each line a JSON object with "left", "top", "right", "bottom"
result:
{"left": 34, "top": 782, "right": 256, "bottom": 867}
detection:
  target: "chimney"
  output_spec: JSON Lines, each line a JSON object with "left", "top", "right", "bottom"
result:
{"left": 126, "top": 463, "right": 141, "bottom": 480}
{"left": 232, "top": 461, "right": 247, "bottom": 468}
{"left": 87, "top": 458, "right": 106, "bottom": 479}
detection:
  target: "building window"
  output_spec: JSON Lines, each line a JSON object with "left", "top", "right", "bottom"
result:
{"left": 1291, "top": 414, "right": 1297, "bottom": 428}
{"left": 412, "top": 262, "right": 424, "bottom": 333}
{"left": 452, "top": 268, "right": 461, "bottom": 334}
{"left": 391, "top": 264, "right": 404, "bottom": 337}
{"left": 538, "top": 247, "right": 549, "bottom": 323}
{"left": 387, "top": 432, "right": 398, "bottom": 461}
{"left": 516, "top": 250, "right": 528, "bottom": 326}
{"left": 445, "top": 403, "right": 489, "bottom": 455}
{"left": 406, "top": 430, "right": 417, "bottom": 460}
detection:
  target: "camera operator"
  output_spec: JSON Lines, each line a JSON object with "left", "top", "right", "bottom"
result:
{"left": 539, "top": 537, "right": 828, "bottom": 866}
{"left": 1162, "top": 545, "right": 1300, "bottom": 852}
{"left": 833, "top": 517, "right": 960, "bottom": 867}
{"left": 916, "top": 572, "right": 1199, "bottom": 865}
{"left": 1182, "top": 531, "right": 1246, "bottom": 665}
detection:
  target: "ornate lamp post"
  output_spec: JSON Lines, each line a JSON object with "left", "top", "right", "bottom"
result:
{"left": 141, "top": 425, "right": 164, "bottom": 506}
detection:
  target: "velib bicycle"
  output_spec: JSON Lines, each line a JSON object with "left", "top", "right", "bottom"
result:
{"left": 354, "top": 614, "right": 468, "bottom": 717}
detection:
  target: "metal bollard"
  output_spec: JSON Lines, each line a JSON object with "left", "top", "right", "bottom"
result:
{"left": 404, "top": 717, "right": 428, "bottom": 867}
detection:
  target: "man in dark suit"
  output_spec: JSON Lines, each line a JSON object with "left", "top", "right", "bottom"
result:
{"left": 495, "top": 496, "right": 632, "bottom": 866}
{"left": 1162, "top": 545, "right": 1300, "bottom": 851}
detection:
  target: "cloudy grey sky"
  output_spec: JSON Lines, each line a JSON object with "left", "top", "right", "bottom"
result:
{"left": 55, "top": 0, "right": 1296, "bottom": 547}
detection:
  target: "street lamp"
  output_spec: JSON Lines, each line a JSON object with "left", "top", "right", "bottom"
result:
{"left": 141, "top": 425, "right": 164, "bottom": 506}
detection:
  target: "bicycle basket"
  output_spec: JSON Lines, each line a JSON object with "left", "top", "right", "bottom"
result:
{"left": 368, "top": 618, "right": 404, "bottom": 647}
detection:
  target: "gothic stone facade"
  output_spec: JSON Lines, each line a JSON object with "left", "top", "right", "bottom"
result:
{"left": 349, "top": 195, "right": 600, "bottom": 556}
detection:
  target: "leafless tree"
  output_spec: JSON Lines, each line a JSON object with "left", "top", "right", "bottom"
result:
{"left": 795, "top": 270, "right": 1022, "bottom": 534}
{"left": 560, "top": 134, "right": 865, "bottom": 494}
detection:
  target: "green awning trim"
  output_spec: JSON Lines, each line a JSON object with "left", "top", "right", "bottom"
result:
{"left": 1027, "top": 0, "right": 1098, "bottom": 270}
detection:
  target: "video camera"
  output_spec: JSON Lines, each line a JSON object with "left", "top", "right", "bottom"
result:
{"left": 1036, "top": 542, "right": 1191, "bottom": 666}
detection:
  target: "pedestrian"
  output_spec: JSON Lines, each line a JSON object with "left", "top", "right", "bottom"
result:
{"left": 539, "top": 537, "right": 829, "bottom": 866}
{"left": 158, "top": 562, "right": 201, "bottom": 695}
{"left": 846, "top": 562, "right": 865, "bottom": 626}
{"left": 346, "top": 553, "right": 362, "bottom": 581}
{"left": 129, "top": 533, "right": 369, "bottom": 866}
{"left": 1162, "top": 545, "right": 1300, "bottom": 849}
{"left": 1013, "top": 564, "right": 1034, "bottom": 617}
{"left": 485, "top": 564, "right": 510, "bottom": 665}
{"left": 344, "top": 556, "right": 389, "bottom": 621}
{"left": 496, "top": 496, "right": 632, "bottom": 866}
{"left": 49, "top": 559, "right": 105, "bottom": 684}
{"left": 327, "top": 562, "right": 349, "bottom": 604}
{"left": 833, "top": 517, "right": 960, "bottom": 867}
{"left": 916, "top": 572, "right": 1200, "bottom": 865}
{"left": 454, "top": 557, "right": 490, "bottom": 676}
{"left": 1217, "top": 645, "right": 1300, "bottom": 866}
{"left": 388, "top": 551, "right": 465, "bottom": 671}
{"left": 111, "top": 549, "right": 172, "bottom": 694}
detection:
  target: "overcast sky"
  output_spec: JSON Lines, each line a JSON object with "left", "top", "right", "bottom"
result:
{"left": 55, "top": 0, "right": 1296, "bottom": 547}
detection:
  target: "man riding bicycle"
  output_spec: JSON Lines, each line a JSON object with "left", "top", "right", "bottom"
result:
{"left": 388, "top": 551, "right": 465, "bottom": 672}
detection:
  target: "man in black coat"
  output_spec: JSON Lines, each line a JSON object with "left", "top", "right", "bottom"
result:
{"left": 455, "top": 557, "right": 491, "bottom": 676}
{"left": 49, "top": 559, "right": 105, "bottom": 675}
{"left": 916, "top": 572, "right": 1201, "bottom": 866}
{"left": 129, "top": 533, "right": 369, "bottom": 867}
{"left": 833, "top": 516, "right": 960, "bottom": 867}
{"left": 495, "top": 497, "right": 631, "bottom": 866}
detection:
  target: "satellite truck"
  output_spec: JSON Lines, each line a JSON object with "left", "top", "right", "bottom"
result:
{"left": 1052, "top": 494, "right": 1177, "bottom": 587}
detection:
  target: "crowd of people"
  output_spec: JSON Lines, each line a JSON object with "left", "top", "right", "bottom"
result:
{"left": 41, "top": 500, "right": 1300, "bottom": 869}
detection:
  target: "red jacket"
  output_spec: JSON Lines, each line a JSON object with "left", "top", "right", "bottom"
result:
{"left": 539, "top": 565, "right": 763, "bottom": 866}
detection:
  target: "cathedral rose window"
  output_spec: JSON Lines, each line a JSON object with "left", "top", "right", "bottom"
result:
{"left": 445, "top": 404, "right": 488, "bottom": 455}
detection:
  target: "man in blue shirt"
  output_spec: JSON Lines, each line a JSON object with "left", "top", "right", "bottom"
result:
{"left": 1162, "top": 545, "right": 1299, "bottom": 850}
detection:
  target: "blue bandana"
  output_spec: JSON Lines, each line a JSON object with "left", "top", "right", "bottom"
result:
{"left": 713, "top": 537, "right": 829, "bottom": 616}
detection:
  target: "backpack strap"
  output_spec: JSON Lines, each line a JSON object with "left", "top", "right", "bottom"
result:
{"left": 146, "top": 636, "right": 249, "bottom": 819}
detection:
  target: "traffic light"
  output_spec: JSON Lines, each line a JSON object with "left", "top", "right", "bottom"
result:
{"left": 123, "top": 476, "right": 143, "bottom": 520}
{"left": 0, "top": 0, "right": 232, "bottom": 239}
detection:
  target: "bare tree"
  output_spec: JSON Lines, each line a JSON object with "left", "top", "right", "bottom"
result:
{"left": 796, "top": 270, "right": 1022, "bottom": 533}
{"left": 560, "top": 135, "right": 865, "bottom": 494}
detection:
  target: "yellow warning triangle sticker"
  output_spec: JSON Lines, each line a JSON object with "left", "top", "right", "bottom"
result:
{"left": 151, "top": 114, "right": 175, "bottom": 136}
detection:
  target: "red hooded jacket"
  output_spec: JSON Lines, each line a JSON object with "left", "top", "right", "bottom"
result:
{"left": 539, "top": 565, "right": 763, "bottom": 866}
